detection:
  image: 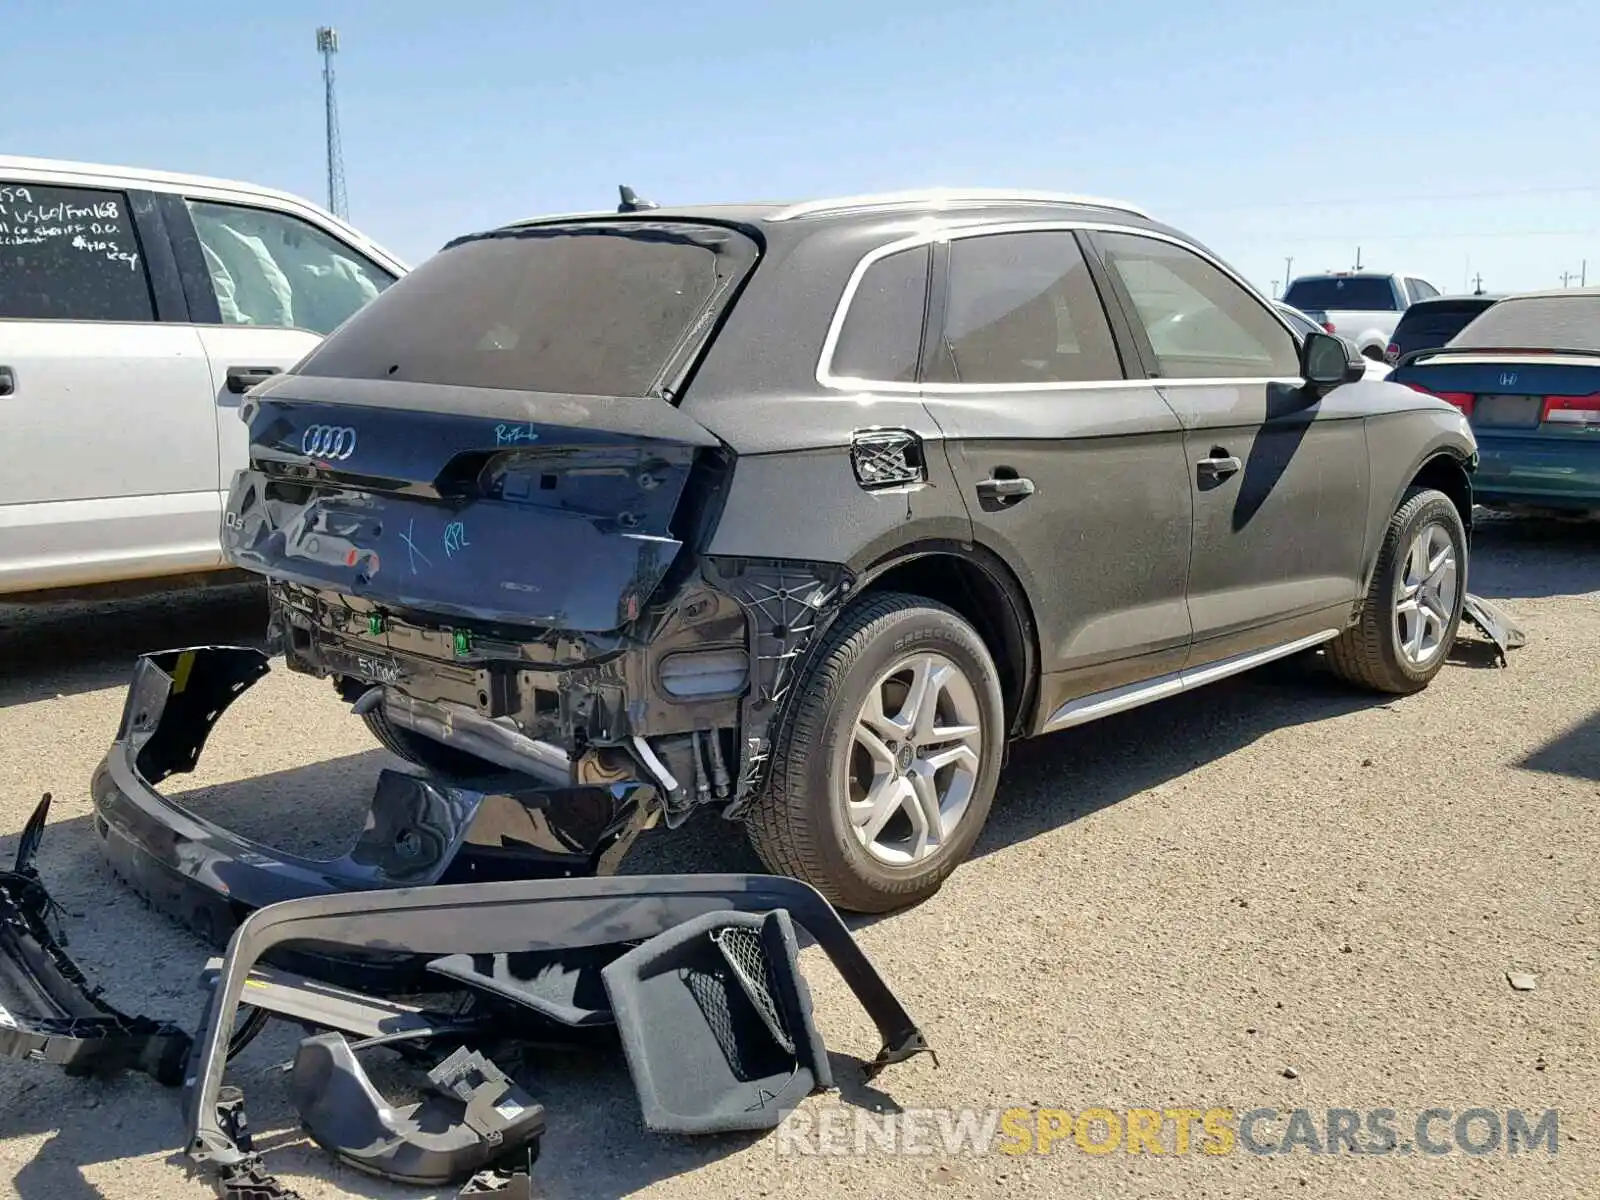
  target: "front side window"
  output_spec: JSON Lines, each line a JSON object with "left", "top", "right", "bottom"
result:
{"left": 929, "top": 231, "right": 1122, "bottom": 384}
{"left": 186, "top": 199, "right": 395, "bottom": 335}
{"left": 1097, "top": 232, "right": 1299, "bottom": 379}
{"left": 0, "top": 182, "right": 154, "bottom": 321}
{"left": 831, "top": 245, "right": 929, "bottom": 382}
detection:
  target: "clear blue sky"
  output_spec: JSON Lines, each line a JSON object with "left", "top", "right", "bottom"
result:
{"left": 5, "top": 0, "right": 1596, "bottom": 295}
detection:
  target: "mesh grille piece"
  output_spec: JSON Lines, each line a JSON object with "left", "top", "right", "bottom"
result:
{"left": 712, "top": 926, "right": 794, "bottom": 1055}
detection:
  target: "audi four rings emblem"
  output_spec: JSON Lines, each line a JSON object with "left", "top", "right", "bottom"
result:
{"left": 301, "top": 424, "right": 358, "bottom": 460}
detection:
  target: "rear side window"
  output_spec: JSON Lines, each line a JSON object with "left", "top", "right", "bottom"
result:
{"left": 1449, "top": 295, "right": 1600, "bottom": 352}
{"left": 301, "top": 222, "right": 756, "bottom": 397}
{"left": 1097, "top": 232, "right": 1300, "bottom": 379}
{"left": 1283, "top": 276, "right": 1399, "bottom": 311}
{"left": 186, "top": 200, "right": 395, "bottom": 335}
{"left": 1394, "top": 301, "right": 1493, "bottom": 351}
{"left": 0, "top": 182, "right": 154, "bottom": 321}
{"left": 1407, "top": 277, "right": 1439, "bottom": 301}
{"left": 929, "top": 231, "right": 1122, "bottom": 384}
{"left": 831, "top": 246, "right": 929, "bottom": 382}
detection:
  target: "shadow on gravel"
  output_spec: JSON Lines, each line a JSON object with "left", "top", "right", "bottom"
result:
{"left": 968, "top": 654, "right": 1384, "bottom": 867}
{"left": 0, "top": 584, "right": 267, "bottom": 709}
{"left": 1517, "top": 703, "right": 1600, "bottom": 782}
{"left": 1469, "top": 513, "right": 1600, "bottom": 600}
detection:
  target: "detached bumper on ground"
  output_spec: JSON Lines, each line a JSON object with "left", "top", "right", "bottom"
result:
{"left": 90, "top": 645, "right": 651, "bottom": 981}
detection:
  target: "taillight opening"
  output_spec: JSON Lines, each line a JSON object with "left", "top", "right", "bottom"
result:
{"left": 1542, "top": 394, "right": 1600, "bottom": 426}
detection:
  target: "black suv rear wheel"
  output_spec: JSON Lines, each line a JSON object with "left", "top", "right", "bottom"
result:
{"left": 745, "top": 592, "right": 1006, "bottom": 913}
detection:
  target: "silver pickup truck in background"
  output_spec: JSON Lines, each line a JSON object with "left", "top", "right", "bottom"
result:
{"left": 1282, "top": 271, "right": 1442, "bottom": 361}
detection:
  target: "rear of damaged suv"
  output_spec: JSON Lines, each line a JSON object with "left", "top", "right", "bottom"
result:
{"left": 224, "top": 213, "right": 856, "bottom": 838}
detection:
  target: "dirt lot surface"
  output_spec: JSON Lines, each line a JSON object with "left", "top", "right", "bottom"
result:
{"left": 0, "top": 517, "right": 1595, "bottom": 1199}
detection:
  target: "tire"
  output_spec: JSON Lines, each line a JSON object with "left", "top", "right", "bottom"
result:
{"left": 361, "top": 705, "right": 499, "bottom": 777}
{"left": 1326, "top": 487, "right": 1466, "bottom": 694}
{"left": 744, "top": 592, "right": 1006, "bottom": 913}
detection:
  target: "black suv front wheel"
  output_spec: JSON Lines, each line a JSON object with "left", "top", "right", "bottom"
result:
{"left": 745, "top": 593, "right": 1006, "bottom": 913}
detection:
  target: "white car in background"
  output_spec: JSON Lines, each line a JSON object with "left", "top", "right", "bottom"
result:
{"left": 1275, "top": 302, "right": 1389, "bottom": 381}
{"left": 0, "top": 156, "right": 406, "bottom": 599}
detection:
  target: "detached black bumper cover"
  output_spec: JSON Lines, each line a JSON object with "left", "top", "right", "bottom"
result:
{"left": 0, "top": 794, "right": 191, "bottom": 1084}
{"left": 185, "top": 873, "right": 933, "bottom": 1177}
{"left": 90, "top": 646, "right": 648, "bottom": 980}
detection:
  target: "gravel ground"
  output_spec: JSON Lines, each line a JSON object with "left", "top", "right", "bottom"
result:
{"left": 0, "top": 517, "right": 1594, "bottom": 1199}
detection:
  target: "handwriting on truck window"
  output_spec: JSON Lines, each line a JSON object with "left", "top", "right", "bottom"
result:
{"left": 0, "top": 193, "right": 141, "bottom": 271}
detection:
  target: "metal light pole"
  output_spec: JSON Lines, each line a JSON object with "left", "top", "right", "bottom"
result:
{"left": 317, "top": 27, "right": 348, "bottom": 219}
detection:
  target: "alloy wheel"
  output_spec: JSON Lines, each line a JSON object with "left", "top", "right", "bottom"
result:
{"left": 843, "top": 652, "right": 984, "bottom": 866}
{"left": 1393, "top": 520, "right": 1459, "bottom": 667}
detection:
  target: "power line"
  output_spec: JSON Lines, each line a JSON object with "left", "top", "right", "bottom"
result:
{"left": 1184, "top": 184, "right": 1600, "bottom": 216}
{"left": 1266, "top": 227, "right": 1599, "bottom": 245}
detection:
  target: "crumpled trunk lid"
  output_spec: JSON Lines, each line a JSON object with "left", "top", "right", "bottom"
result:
{"left": 224, "top": 376, "right": 723, "bottom": 633}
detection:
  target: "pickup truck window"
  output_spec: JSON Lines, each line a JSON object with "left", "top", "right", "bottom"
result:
{"left": 1283, "top": 277, "right": 1398, "bottom": 312}
{"left": 0, "top": 182, "right": 155, "bottom": 322}
{"left": 186, "top": 199, "right": 395, "bottom": 335}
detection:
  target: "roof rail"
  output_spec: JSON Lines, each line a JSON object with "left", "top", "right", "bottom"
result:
{"left": 767, "top": 188, "right": 1152, "bottom": 222}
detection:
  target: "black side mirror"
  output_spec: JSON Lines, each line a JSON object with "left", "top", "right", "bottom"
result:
{"left": 1301, "top": 331, "right": 1362, "bottom": 388}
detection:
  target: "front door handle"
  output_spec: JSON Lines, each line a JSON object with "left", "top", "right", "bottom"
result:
{"left": 0, "top": 366, "right": 14, "bottom": 397}
{"left": 1196, "top": 454, "right": 1242, "bottom": 481}
{"left": 226, "top": 365, "right": 281, "bottom": 395}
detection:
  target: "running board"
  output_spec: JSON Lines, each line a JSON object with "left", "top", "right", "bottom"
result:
{"left": 1041, "top": 629, "right": 1340, "bottom": 733}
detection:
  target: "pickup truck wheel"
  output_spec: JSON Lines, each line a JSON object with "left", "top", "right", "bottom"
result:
{"left": 361, "top": 706, "right": 500, "bottom": 778}
{"left": 1327, "top": 486, "right": 1466, "bottom": 694}
{"left": 744, "top": 592, "right": 1005, "bottom": 913}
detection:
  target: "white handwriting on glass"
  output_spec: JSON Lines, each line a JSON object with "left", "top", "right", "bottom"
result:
{"left": 494, "top": 423, "right": 539, "bottom": 446}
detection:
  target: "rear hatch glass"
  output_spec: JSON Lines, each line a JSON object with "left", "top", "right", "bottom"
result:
{"left": 1283, "top": 277, "right": 1398, "bottom": 312}
{"left": 299, "top": 221, "right": 758, "bottom": 398}
{"left": 1449, "top": 294, "right": 1600, "bottom": 353}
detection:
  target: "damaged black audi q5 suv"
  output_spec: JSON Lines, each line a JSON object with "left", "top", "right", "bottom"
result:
{"left": 220, "top": 187, "right": 1479, "bottom": 912}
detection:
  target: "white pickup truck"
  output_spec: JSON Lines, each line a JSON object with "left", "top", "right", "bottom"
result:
{"left": 0, "top": 156, "right": 407, "bottom": 599}
{"left": 1281, "top": 271, "right": 1441, "bottom": 362}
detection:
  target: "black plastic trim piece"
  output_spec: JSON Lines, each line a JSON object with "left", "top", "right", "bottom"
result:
{"left": 0, "top": 795, "right": 192, "bottom": 1085}
{"left": 183, "top": 873, "right": 933, "bottom": 1173}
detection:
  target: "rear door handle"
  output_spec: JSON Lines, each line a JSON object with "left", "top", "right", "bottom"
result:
{"left": 0, "top": 367, "right": 14, "bottom": 397}
{"left": 1196, "top": 454, "right": 1242, "bottom": 481}
{"left": 226, "top": 366, "right": 281, "bottom": 395}
{"left": 975, "top": 475, "right": 1036, "bottom": 501}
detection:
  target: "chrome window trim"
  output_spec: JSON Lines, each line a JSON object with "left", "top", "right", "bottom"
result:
{"left": 816, "top": 219, "right": 1304, "bottom": 394}
{"left": 769, "top": 188, "right": 1152, "bottom": 223}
